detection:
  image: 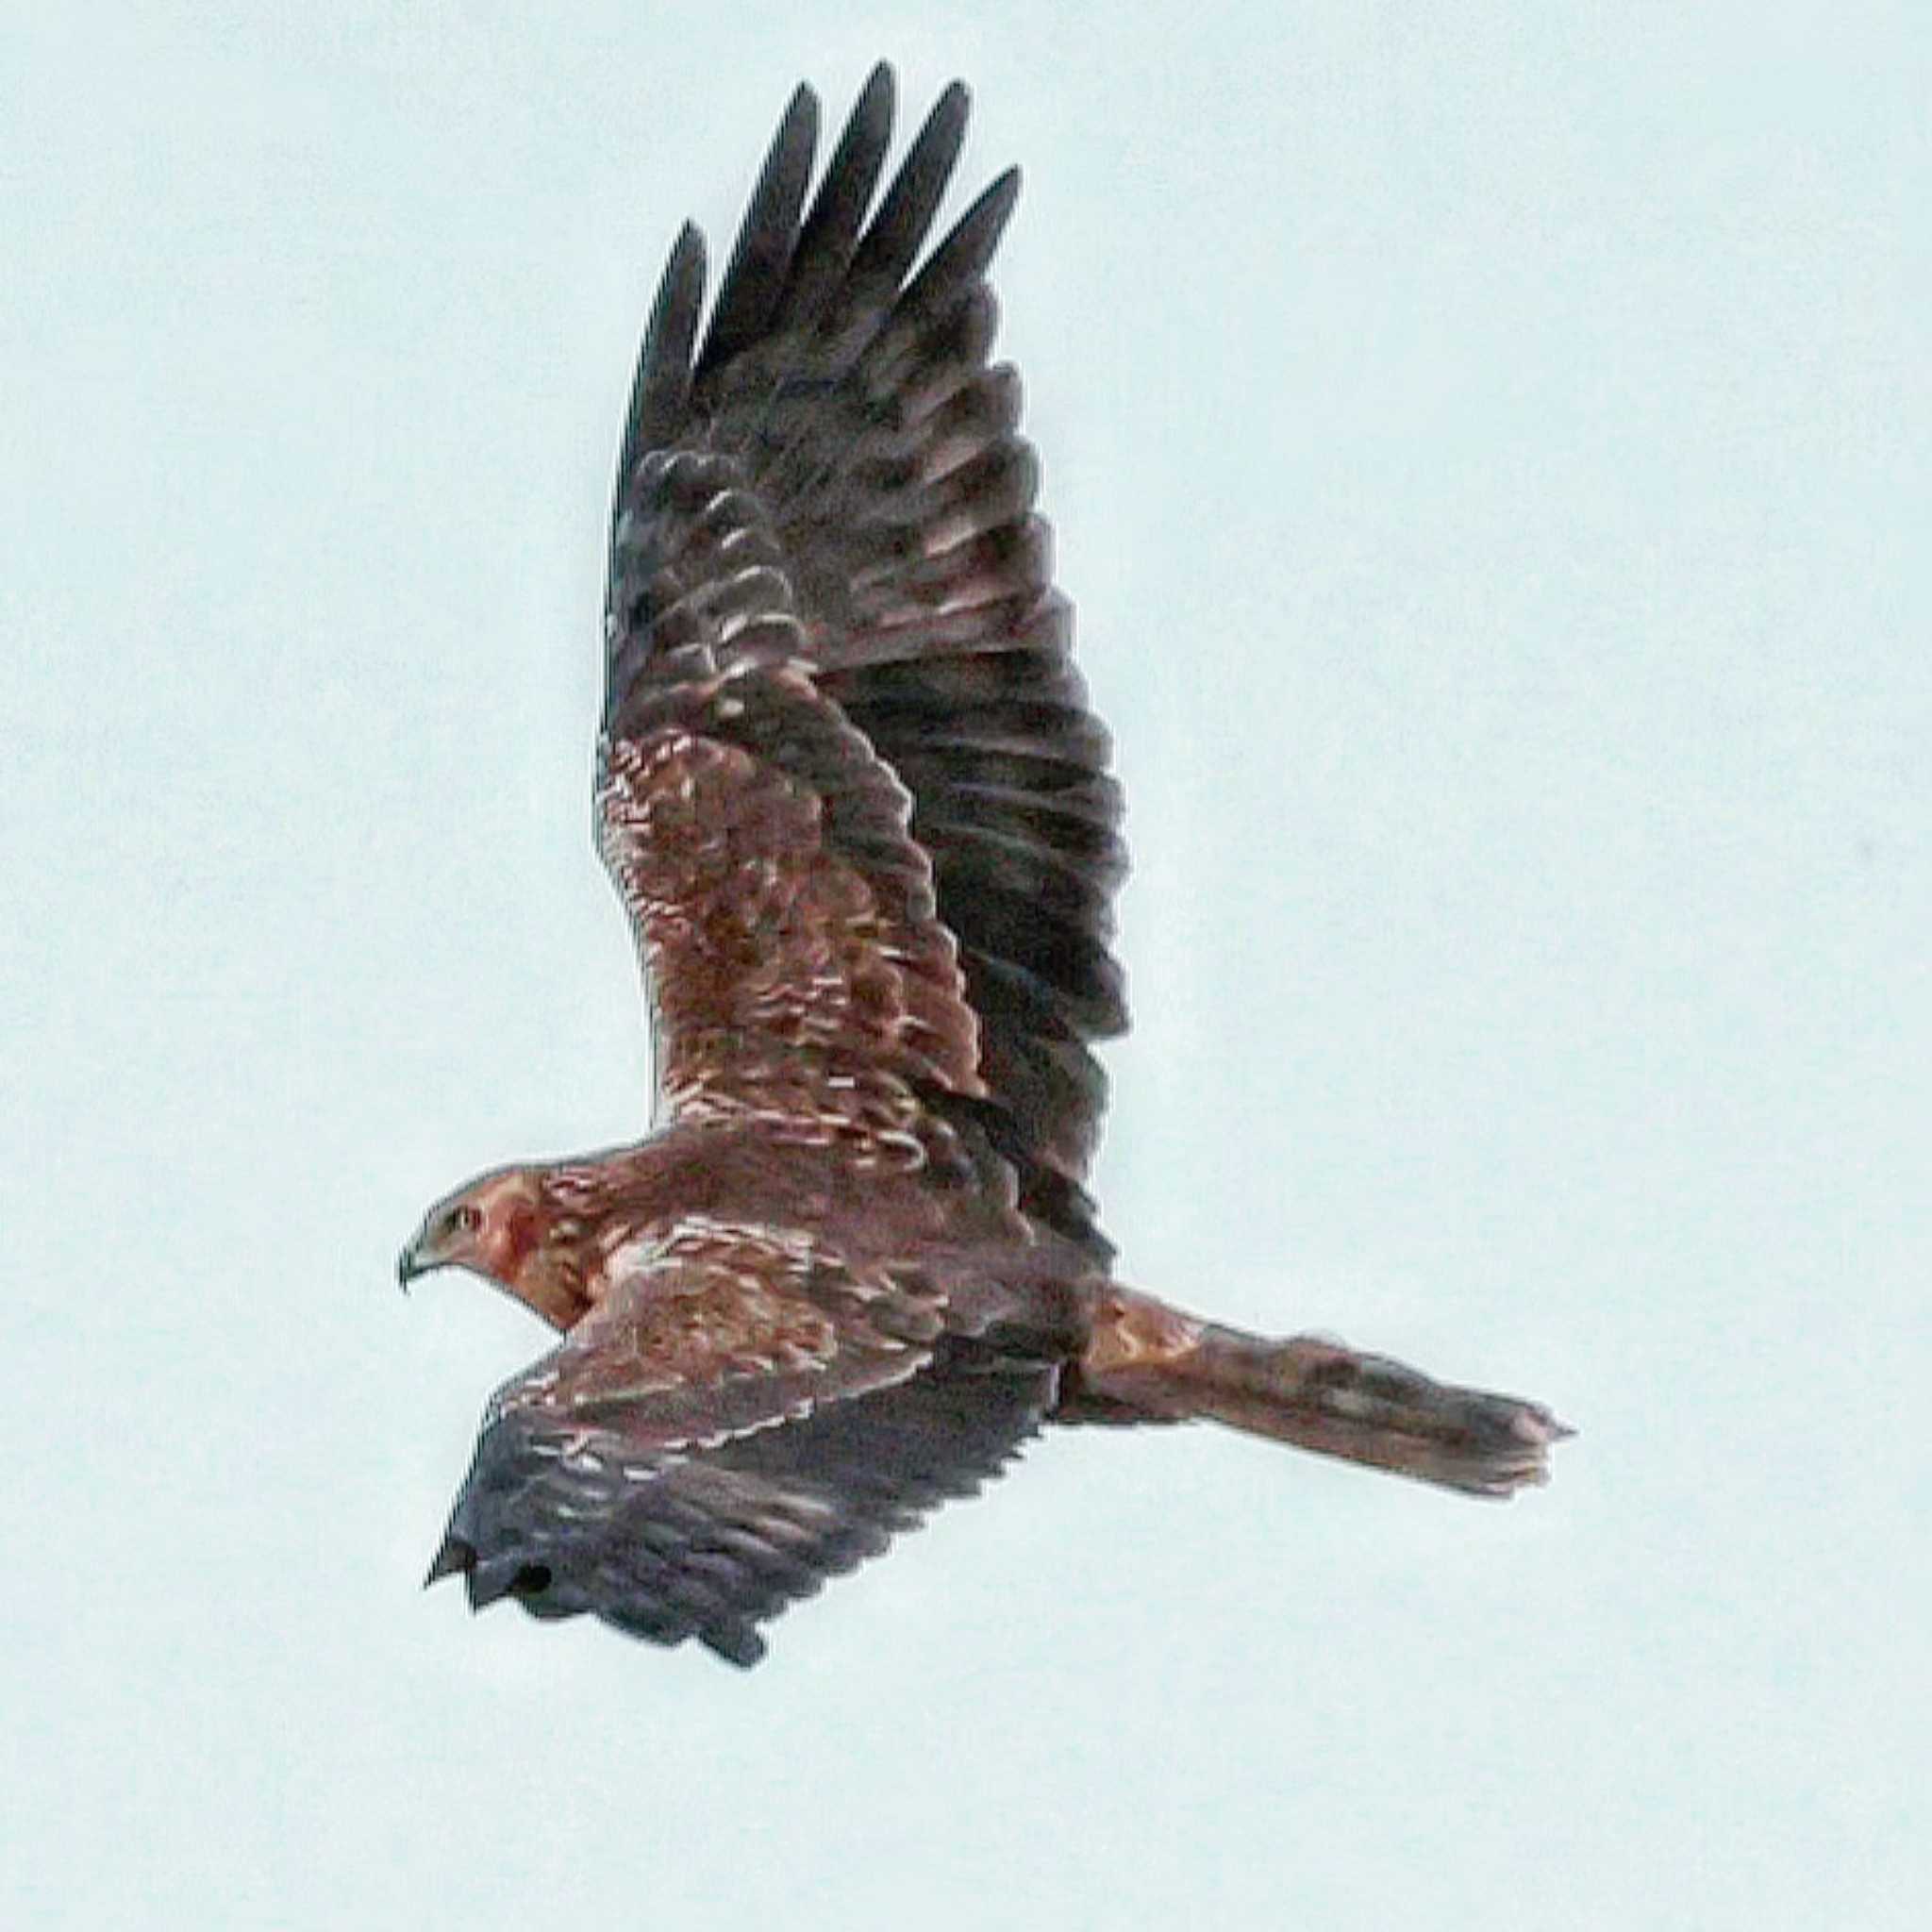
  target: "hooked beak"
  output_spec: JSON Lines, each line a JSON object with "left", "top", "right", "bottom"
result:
{"left": 397, "top": 1240, "right": 433, "bottom": 1291}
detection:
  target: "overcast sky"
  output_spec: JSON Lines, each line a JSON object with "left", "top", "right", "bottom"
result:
{"left": 5, "top": 4, "right": 1926, "bottom": 1928}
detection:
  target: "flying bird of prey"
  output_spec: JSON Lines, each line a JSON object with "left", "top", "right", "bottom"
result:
{"left": 399, "top": 66, "right": 1570, "bottom": 1668}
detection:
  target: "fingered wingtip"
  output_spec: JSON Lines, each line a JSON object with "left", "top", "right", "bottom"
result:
{"left": 856, "top": 60, "right": 895, "bottom": 129}
{"left": 424, "top": 1535, "right": 474, "bottom": 1590}
{"left": 464, "top": 1557, "right": 537, "bottom": 1612}
{"left": 772, "top": 82, "right": 821, "bottom": 163}
{"left": 701, "top": 1621, "right": 769, "bottom": 1670}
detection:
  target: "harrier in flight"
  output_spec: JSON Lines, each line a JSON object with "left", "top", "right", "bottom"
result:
{"left": 400, "top": 66, "right": 1570, "bottom": 1667}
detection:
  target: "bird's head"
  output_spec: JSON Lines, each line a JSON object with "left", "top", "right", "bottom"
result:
{"left": 397, "top": 1165, "right": 594, "bottom": 1330}
{"left": 398, "top": 1167, "right": 546, "bottom": 1293}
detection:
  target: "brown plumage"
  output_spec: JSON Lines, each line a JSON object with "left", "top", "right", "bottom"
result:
{"left": 399, "top": 66, "right": 1571, "bottom": 1668}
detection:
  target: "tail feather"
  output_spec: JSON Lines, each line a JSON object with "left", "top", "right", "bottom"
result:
{"left": 1071, "top": 1289, "right": 1571, "bottom": 1499}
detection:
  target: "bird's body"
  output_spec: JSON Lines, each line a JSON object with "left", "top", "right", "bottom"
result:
{"left": 401, "top": 66, "right": 1569, "bottom": 1667}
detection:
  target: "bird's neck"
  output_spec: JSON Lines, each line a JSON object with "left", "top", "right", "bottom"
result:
{"left": 489, "top": 1194, "right": 598, "bottom": 1331}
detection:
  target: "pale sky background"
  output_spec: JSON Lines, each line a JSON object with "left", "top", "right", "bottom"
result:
{"left": 4, "top": 3, "right": 1926, "bottom": 1927}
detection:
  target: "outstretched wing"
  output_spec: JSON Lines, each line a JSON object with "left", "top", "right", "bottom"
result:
{"left": 427, "top": 1220, "right": 1058, "bottom": 1666}
{"left": 602, "top": 67, "right": 1126, "bottom": 1248}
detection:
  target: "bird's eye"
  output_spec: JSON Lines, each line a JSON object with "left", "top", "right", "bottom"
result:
{"left": 448, "top": 1204, "right": 482, "bottom": 1236}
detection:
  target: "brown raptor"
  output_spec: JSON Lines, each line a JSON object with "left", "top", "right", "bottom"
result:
{"left": 400, "top": 65, "right": 1570, "bottom": 1668}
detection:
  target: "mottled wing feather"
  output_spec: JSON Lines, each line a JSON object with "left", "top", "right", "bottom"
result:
{"left": 536, "top": 1219, "right": 953, "bottom": 1434}
{"left": 431, "top": 1224, "right": 1057, "bottom": 1665}
{"left": 604, "top": 65, "right": 1126, "bottom": 1255}
{"left": 598, "top": 658, "right": 985, "bottom": 1159}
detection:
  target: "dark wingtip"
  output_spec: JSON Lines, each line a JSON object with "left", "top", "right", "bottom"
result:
{"left": 853, "top": 60, "right": 895, "bottom": 134}
{"left": 424, "top": 1535, "right": 474, "bottom": 1590}
{"left": 464, "top": 1557, "right": 524, "bottom": 1611}
{"left": 901, "top": 161, "right": 1024, "bottom": 316}
{"left": 652, "top": 222, "right": 708, "bottom": 319}
{"left": 609, "top": 221, "right": 708, "bottom": 527}
{"left": 697, "top": 82, "right": 824, "bottom": 377}
{"left": 770, "top": 83, "right": 822, "bottom": 185}
{"left": 845, "top": 74, "right": 974, "bottom": 293}
{"left": 700, "top": 1620, "right": 769, "bottom": 1669}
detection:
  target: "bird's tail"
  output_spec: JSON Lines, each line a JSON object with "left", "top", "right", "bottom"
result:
{"left": 1066, "top": 1287, "right": 1571, "bottom": 1498}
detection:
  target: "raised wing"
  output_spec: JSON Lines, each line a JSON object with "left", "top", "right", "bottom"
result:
{"left": 602, "top": 67, "right": 1127, "bottom": 1251}
{"left": 427, "top": 1218, "right": 1058, "bottom": 1665}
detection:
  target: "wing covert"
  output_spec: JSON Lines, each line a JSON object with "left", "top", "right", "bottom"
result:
{"left": 597, "top": 655, "right": 986, "bottom": 1165}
